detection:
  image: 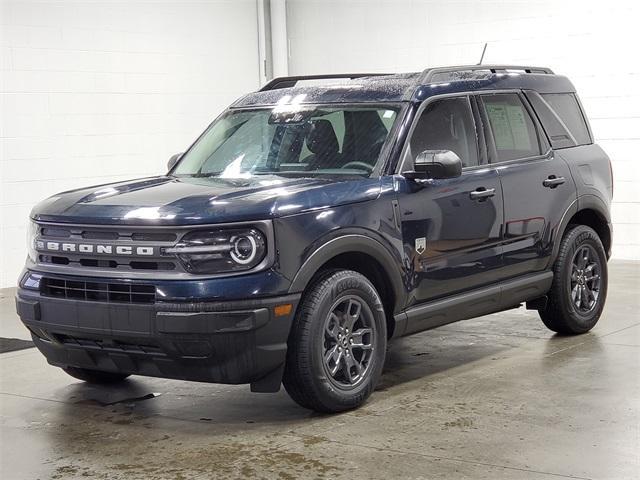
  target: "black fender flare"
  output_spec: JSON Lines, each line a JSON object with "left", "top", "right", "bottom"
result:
{"left": 577, "top": 194, "right": 611, "bottom": 224}
{"left": 550, "top": 194, "right": 612, "bottom": 264}
{"left": 288, "top": 232, "right": 406, "bottom": 314}
{"left": 578, "top": 193, "right": 613, "bottom": 258}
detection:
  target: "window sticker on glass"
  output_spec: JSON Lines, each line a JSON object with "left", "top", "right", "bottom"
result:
{"left": 485, "top": 104, "right": 512, "bottom": 149}
{"left": 485, "top": 103, "right": 532, "bottom": 151}
{"left": 505, "top": 105, "right": 532, "bottom": 150}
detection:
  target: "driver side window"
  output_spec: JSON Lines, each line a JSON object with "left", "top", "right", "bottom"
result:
{"left": 409, "top": 96, "right": 480, "bottom": 168}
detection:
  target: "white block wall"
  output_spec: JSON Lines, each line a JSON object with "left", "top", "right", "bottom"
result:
{"left": 0, "top": 0, "right": 260, "bottom": 287}
{"left": 287, "top": 0, "right": 640, "bottom": 259}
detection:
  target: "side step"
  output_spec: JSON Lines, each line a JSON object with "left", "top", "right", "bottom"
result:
{"left": 394, "top": 271, "right": 553, "bottom": 337}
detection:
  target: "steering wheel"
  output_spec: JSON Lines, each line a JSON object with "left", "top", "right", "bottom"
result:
{"left": 341, "top": 161, "right": 374, "bottom": 173}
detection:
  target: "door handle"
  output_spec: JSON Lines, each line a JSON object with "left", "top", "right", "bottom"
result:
{"left": 543, "top": 175, "right": 566, "bottom": 188}
{"left": 469, "top": 187, "right": 496, "bottom": 201}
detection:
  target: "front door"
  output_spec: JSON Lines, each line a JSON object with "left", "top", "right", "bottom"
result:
{"left": 397, "top": 95, "right": 504, "bottom": 307}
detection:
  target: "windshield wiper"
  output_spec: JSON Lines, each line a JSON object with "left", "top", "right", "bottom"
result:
{"left": 188, "top": 172, "right": 224, "bottom": 178}
{"left": 190, "top": 171, "right": 286, "bottom": 177}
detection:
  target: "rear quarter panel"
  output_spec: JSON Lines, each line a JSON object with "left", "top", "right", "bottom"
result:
{"left": 557, "top": 144, "right": 613, "bottom": 217}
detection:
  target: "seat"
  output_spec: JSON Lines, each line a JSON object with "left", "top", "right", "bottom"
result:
{"left": 342, "top": 110, "right": 389, "bottom": 167}
{"left": 304, "top": 120, "right": 341, "bottom": 170}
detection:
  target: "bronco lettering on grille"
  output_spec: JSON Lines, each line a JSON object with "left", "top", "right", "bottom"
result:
{"left": 36, "top": 241, "right": 155, "bottom": 256}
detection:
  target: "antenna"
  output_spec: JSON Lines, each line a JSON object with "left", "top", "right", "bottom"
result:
{"left": 477, "top": 43, "right": 488, "bottom": 65}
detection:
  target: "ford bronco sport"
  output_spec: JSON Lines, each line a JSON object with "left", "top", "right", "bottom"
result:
{"left": 16, "top": 65, "right": 613, "bottom": 413}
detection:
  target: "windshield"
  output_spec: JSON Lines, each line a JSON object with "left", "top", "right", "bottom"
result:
{"left": 172, "top": 105, "right": 399, "bottom": 178}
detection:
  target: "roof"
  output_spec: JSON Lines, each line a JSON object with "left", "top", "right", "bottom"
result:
{"left": 231, "top": 65, "right": 577, "bottom": 108}
{"left": 232, "top": 73, "right": 421, "bottom": 108}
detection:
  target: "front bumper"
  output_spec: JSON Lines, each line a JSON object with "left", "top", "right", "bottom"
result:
{"left": 16, "top": 287, "right": 300, "bottom": 392}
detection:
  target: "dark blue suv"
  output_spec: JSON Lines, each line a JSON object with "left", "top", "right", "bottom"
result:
{"left": 16, "top": 65, "right": 613, "bottom": 412}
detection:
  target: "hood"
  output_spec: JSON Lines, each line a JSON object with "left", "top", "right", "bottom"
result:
{"left": 31, "top": 175, "right": 383, "bottom": 225}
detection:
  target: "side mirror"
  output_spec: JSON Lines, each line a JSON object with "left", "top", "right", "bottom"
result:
{"left": 403, "top": 150, "right": 462, "bottom": 181}
{"left": 167, "top": 153, "right": 182, "bottom": 171}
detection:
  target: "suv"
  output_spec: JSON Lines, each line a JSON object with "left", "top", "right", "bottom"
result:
{"left": 16, "top": 65, "right": 613, "bottom": 413}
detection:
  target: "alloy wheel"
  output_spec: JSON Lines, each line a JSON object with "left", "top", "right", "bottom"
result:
{"left": 569, "top": 245, "right": 601, "bottom": 314}
{"left": 322, "top": 295, "right": 376, "bottom": 389}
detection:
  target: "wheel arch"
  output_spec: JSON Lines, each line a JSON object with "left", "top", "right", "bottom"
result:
{"left": 553, "top": 195, "right": 612, "bottom": 262}
{"left": 288, "top": 234, "right": 406, "bottom": 338}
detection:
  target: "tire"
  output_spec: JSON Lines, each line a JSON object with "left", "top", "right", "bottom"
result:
{"left": 63, "top": 367, "right": 130, "bottom": 384}
{"left": 283, "top": 269, "right": 387, "bottom": 413}
{"left": 539, "top": 225, "right": 608, "bottom": 334}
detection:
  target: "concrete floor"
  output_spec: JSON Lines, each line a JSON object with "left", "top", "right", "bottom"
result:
{"left": 0, "top": 261, "right": 638, "bottom": 480}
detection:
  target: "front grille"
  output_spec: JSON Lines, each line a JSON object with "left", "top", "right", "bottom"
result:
{"left": 34, "top": 223, "right": 183, "bottom": 274}
{"left": 40, "top": 277, "right": 156, "bottom": 304}
{"left": 41, "top": 226, "right": 177, "bottom": 243}
{"left": 39, "top": 255, "right": 176, "bottom": 271}
{"left": 32, "top": 220, "right": 272, "bottom": 278}
{"left": 55, "top": 334, "right": 164, "bottom": 356}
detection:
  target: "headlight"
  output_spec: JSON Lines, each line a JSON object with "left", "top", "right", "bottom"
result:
{"left": 26, "top": 221, "right": 39, "bottom": 263}
{"left": 165, "top": 228, "right": 267, "bottom": 274}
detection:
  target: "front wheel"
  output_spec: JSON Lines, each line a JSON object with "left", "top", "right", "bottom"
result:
{"left": 283, "top": 270, "right": 387, "bottom": 413}
{"left": 539, "top": 225, "right": 608, "bottom": 334}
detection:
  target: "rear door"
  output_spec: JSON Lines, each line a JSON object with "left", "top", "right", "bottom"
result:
{"left": 477, "top": 92, "right": 576, "bottom": 277}
{"left": 396, "top": 95, "right": 504, "bottom": 304}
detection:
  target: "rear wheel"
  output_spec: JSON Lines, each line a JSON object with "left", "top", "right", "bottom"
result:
{"left": 283, "top": 269, "right": 387, "bottom": 413}
{"left": 63, "top": 367, "right": 130, "bottom": 384}
{"left": 539, "top": 225, "right": 608, "bottom": 334}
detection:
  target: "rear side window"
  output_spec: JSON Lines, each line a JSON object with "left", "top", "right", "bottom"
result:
{"left": 541, "top": 93, "right": 591, "bottom": 146}
{"left": 481, "top": 94, "right": 542, "bottom": 162}
{"left": 524, "top": 91, "right": 575, "bottom": 149}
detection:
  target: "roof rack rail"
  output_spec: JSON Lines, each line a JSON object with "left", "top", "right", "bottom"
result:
{"left": 259, "top": 73, "right": 392, "bottom": 92}
{"left": 420, "top": 64, "right": 554, "bottom": 83}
